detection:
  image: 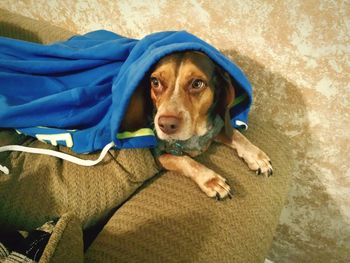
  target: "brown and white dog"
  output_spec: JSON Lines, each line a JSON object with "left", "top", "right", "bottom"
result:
{"left": 121, "top": 51, "right": 272, "bottom": 200}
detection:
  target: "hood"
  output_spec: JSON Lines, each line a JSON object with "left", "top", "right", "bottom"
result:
{"left": 0, "top": 30, "right": 252, "bottom": 153}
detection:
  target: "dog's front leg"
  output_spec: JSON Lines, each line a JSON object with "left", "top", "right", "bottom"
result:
{"left": 158, "top": 154, "right": 232, "bottom": 200}
{"left": 215, "top": 129, "right": 273, "bottom": 177}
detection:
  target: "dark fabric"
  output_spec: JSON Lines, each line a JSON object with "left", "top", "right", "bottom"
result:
{"left": 0, "top": 220, "right": 56, "bottom": 262}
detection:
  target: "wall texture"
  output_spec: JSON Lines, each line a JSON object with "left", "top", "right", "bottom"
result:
{"left": 0, "top": 0, "right": 349, "bottom": 262}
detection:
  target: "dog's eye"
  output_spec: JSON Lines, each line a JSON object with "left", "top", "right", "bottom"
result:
{"left": 191, "top": 79, "right": 205, "bottom": 90}
{"left": 150, "top": 77, "right": 160, "bottom": 88}
{"left": 189, "top": 79, "right": 206, "bottom": 94}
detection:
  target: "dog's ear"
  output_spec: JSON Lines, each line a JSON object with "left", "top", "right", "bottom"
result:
{"left": 120, "top": 77, "right": 153, "bottom": 131}
{"left": 213, "top": 67, "right": 235, "bottom": 137}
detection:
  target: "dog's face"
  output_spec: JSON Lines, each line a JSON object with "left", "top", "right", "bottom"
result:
{"left": 150, "top": 51, "right": 234, "bottom": 141}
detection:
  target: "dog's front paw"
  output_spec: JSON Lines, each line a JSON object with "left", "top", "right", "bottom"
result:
{"left": 237, "top": 145, "right": 273, "bottom": 177}
{"left": 197, "top": 172, "right": 233, "bottom": 200}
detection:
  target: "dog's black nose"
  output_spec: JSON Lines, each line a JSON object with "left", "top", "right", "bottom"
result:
{"left": 158, "top": 116, "right": 180, "bottom": 135}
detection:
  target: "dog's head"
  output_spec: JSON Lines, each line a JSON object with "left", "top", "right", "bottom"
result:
{"left": 150, "top": 51, "right": 235, "bottom": 141}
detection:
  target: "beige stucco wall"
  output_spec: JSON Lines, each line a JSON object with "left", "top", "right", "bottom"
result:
{"left": 1, "top": 0, "right": 349, "bottom": 262}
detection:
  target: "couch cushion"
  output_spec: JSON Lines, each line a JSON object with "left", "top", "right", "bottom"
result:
{"left": 0, "top": 130, "right": 159, "bottom": 230}
{"left": 85, "top": 115, "right": 294, "bottom": 263}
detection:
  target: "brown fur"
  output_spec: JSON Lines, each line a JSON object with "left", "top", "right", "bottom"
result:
{"left": 149, "top": 52, "right": 219, "bottom": 140}
{"left": 121, "top": 51, "right": 272, "bottom": 200}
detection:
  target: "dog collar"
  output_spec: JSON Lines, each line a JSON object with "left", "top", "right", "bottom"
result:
{"left": 154, "top": 115, "right": 224, "bottom": 157}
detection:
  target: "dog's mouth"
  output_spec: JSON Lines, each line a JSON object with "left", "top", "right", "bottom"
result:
{"left": 154, "top": 114, "right": 224, "bottom": 157}
{"left": 154, "top": 122, "right": 192, "bottom": 141}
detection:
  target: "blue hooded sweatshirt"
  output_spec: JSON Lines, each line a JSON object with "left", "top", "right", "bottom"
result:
{"left": 0, "top": 30, "right": 252, "bottom": 154}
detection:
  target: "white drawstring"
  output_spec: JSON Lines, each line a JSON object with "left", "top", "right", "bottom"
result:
{"left": 0, "top": 164, "right": 9, "bottom": 174}
{"left": 0, "top": 141, "right": 115, "bottom": 174}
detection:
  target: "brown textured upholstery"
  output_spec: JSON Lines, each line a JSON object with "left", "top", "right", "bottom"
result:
{"left": 84, "top": 116, "right": 293, "bottom": 263}
{"left": 39, "top": 213, "right": 84, "bottom": 263}
{"left": 0, "top": 8, "right": 293, "bottom": 263}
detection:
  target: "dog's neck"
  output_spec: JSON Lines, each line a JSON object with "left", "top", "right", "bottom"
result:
{"left": 154, "top": 115, "right": 224, "bottom": 157}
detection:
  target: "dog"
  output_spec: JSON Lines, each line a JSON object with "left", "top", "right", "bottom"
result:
{"left": 121, "top": 51, "right": 273, "bottom": 200}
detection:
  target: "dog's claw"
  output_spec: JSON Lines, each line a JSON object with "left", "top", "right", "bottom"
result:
{"left": 268, "top": 168, "right": 273, "bottom": 177}
{"left": 201, "top": 173, "right": 232, "bottom": 200}
{"left": 256, "top": 168, "right": 261, "bottom": 175}
{"left": 228, "top": 190, "right": 233, "bottom": 199}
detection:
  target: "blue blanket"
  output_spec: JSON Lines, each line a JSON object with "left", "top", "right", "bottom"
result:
{"left": 0, "top": 30, "right": 252, "bottom": 153}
